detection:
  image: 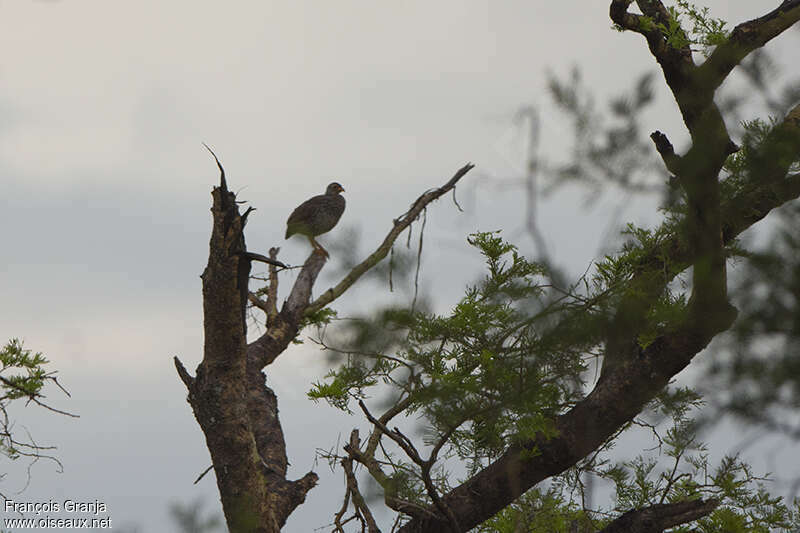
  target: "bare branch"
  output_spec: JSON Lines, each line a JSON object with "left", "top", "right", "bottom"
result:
{"left": 359, "top": 400, "right": 460, "bottom": 531}
{"left": 305, "top": 163, "right": 475, "bottom": 316}
{"left": 700, "top": 1, "right": 800, "bottom": 93}
{"left": 597, "top": 498, "right": 719, "bottom": 533}
{"left": 345, "top": 428, "right": 438, "bottom": 522}
{"left": 283, "top": 251, "right": 327, "bottom": 323}
{"left": 365, "top": 395, "right": 414, "bottom": 457}
{"left": 193, "top": 464, "right": 214, "bottom": 485}
{"left": 337, "top": 396, "right": 430, "bottom": 520}
{"left": 332, "top": 481, "right": 352, "bottom": 533}
{"left": 610, "top": 1, "right": 646, "bottom": 32}
{"left": 635, "top": 0, "right": 671, "bottom": 25}
{"left": 649, "top": 130, "right": 682, "bottom": 176}
{"left": 240, "top": 251, "right": 289, "bottom": 269}
{"left": 247, "top": 251, "right": 327, "bottom": 368}
{"left": 359, "top": 400, "right": 423, "bottom": 464}
{"left": 248, "top": 292, "right": 270, "bottom": 313}
{"left": 202, "top": 143, "right": 227, "bottom": 191}
{"left": 412, "top": 207, "right": 427, "bottom": 310}
{"left": 173, "top": 356, "right": 195, "bottom": 389}
{"left": 0, "top": 376, "right": 78, "bottom": 418}
{"left": 340, "top": 430, "right": 381, "bottom": 533}
{"left": 266, "top": 247, "right": 281, "bottom": 325}
{"left": 610, "top": 0, "right": 690, "bottom": 68}
{"left": 247, "top": 164, "right": 474, "bottom": 371}
{"left": 50, "top": 376, "right": 71, "bottom": 398}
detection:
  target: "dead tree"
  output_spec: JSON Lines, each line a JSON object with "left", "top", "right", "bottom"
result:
{"left": 174, "top": 154, "right": 473, "bottom": 532}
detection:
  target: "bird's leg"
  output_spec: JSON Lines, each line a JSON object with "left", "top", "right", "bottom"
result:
{"left": 314, "top": 237, "right": 330, "bottom": 258}
{"left": 307, "top": 235, "right": 329, "bottom": 258}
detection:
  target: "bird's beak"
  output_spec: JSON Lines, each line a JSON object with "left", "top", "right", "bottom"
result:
{"left": 339, "top": 185, "right": 345, "bottom": 192}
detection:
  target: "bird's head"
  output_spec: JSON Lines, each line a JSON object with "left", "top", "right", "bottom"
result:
{"left": 326, "top": 182, "right": 345, "bottom": 195}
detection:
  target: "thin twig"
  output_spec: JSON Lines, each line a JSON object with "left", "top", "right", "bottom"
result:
{"left": 266, "top": 247, "right": 281, "bottom": 325}
{"left": 202, "top": 142, "right": 226, "bottom": 191}
{"left": 359, "top": 400, "right": 460, "bottom": 532}
{"left": 389, "top": 246, "right": 395, "bottom": 292}
{"left": 193, "top": 464, "right": 214, "bottom": 485}
{"left": 0, "top": 376, "right": 78, "bottom": 418}
{"left": 451, "top": 186, "right": 463, "bottom": 212}
{"left": 411, "top": 208, "right": 426, "bottom": 311}
{"left": 240, "top": 251, "right": 289, "bottom": 269}
{"left": 340, "top": 430, "right": 381, "bottom": 532}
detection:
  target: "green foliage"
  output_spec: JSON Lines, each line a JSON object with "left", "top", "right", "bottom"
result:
{"left": 594, "top": 222, "right": 679, "bottom": 286}
{"left": 479, "top": 411, "right": 799, "bottom": 532}
{"left": 650, "top": 386, "right": 704, "bottom": 420}
{"left": 671, "top": 1, "right": 727, "bottom": 49}
{"left": 314, "top": 229, "right": 711, "bottom": 520}
{"left": 725, "top": 117, "right": 800, "bottom": 193}
{"left": 317, "top": 228, "right": 796, "bottom": 531}
{"left": 0, "top": 339, "right": 58, "bottom": 461}
{"left": 542, "top": 412, "right": 797, "bottom": 533}
{"left": 723, "top": 118, "right": 779, "bottom": 194}
{"left": 475, "top": 488, "right": 594, "bottom": 533}
{"left": 633, "top": 1, "right": 728, "bottom": 54}
{"left": 311, "top": 232, "right": 592, "bottom": 464}
{"left": 0, "top": 339, "right": 49, "bottom": 400}
{"left": 294, "top": 307, "right": 338, "bottom": 344}
{"left": 658, "top": 7, "right": 691, "bottom": 50}
{"left": 308, "top": 357, "right": 381, "bottom": 412}
{"left": 703, "top": 201, "right": 800, "bottom": 432}
{"left": 591, "top": 220, "right": 693, "bottom": 351}
{"left": 671, "top": 0, "right": 728, "bottom": 48}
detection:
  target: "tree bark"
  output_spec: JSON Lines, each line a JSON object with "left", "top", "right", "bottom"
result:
{"left": 176, "top": 154, "right": 473, "bottom": 532}
{"left": 395, "top": 2, "right": 800, "bottom": 530}
{"left": 174, "top": 153, "right": 318, "bottom": 532}
{"left": 597, "top": 499, "right": 719, "bottom": 533}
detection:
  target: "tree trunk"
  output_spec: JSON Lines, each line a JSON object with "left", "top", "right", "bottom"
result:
{"left": 175, "top": 152, "right": 474, "bottom": 531}
{"left": 175, "top": 164, "right": 318, "bottom": 532}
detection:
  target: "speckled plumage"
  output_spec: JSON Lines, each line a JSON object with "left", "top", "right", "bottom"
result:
{"left": 285, "top": 182, "right": 345, "bottom": 256}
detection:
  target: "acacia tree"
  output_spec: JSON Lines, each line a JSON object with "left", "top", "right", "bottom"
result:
{"left": 0, "top": 339, "right": 72, "bottom": 494}
{"left": 176, "top": 1, "right": 800, "bottom": 532}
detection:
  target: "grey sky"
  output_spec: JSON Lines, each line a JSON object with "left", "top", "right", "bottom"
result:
{"left": 1, "top": 1, "right": 798, "bottom": 531}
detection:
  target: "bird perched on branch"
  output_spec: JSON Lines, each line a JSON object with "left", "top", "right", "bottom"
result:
{"left": 285, "top": 182, "right": 346, "bottom": 257}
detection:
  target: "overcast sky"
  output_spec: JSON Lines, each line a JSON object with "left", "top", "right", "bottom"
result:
{"left": 1, "top": 2, "right": 798, "bottom": 532}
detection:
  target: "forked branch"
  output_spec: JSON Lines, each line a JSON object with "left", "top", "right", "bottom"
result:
{"left": 246, "top": 163, "right": 474, "bottom": 370}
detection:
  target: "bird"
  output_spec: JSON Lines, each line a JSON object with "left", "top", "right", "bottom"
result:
{"left": 285, "top": 182, "right": 346, "bottom": 257}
